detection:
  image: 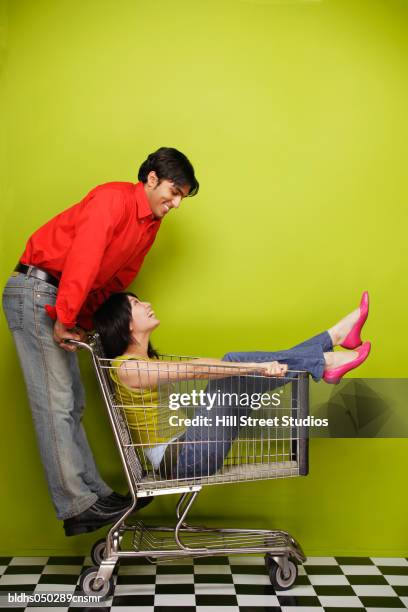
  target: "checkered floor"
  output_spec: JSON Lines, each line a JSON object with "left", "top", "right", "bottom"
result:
{"left": 0, "top": 555, "right": 407, "bottom": 610}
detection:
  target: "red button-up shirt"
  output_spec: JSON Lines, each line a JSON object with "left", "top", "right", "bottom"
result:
{"left": 21, "top": 181, "right": 161, "bottom": 329}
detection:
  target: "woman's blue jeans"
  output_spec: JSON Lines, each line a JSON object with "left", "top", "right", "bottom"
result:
{"left": 2, "top": 273, "right": 112, "bottom": 520}
{"left": 175, "top": 331, "right": 333, "bottom": 479}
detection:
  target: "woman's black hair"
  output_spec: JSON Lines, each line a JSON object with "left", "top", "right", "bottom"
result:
{"left": 93, "top": 292, "right": 159, "bottom": 360}
{"left": 138, "top": 147, "right": 199, "bottom": 197}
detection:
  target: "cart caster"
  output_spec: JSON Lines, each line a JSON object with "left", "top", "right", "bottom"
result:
{"left": 91, "top": 538, "right": 107, "bottom": 566}
{"left": 267, "top": 558, "right": 298, "bottom": 590}
{"left": 79, "top": 566, "right": 114, "bottom": 600}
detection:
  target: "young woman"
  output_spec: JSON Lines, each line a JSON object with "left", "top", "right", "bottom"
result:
{"left": 94, "top": 292, "right": 370, "bottom": 479}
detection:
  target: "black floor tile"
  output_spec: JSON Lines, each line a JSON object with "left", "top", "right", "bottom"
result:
{"left": 278, "top": 595, "right": 321, "bottom": 606}
{"left": 347, "top": 574, "right": 388, "bottom": 584}
{"left": 314, "top": 585, "right": 355, "bottom": 596}
{"left": 235, "top": 583, "right": 276, "bottom": 595}
{"left": 155, "top": 583, "right": 195, "bottom": 594}
{"left": 378, "top": 566, "right": 408, "bottom": 575}
{"left": 39, "top": 574, "right": 78, "bottom": 584}
{"left": 115, "top": 574, "right": 155, "bottom": 584}
{"left": 335, "top": 556, "right": 374, "bottom": 565}
{"left": 359, "top": 595, "right": 406, "bottom": 607}
{"left": 46, "top": 556, "right": 85, "bottom": 565}
{"left": 4, "top": 566, "right": 43, "bottom": 575}
{"left": 156, "top": 564, "right": 194, "bottom": 574}
{"left": 239, "top": 608, "right": 281, "bottom": 612}
{"left": 194, "top": 572, "right": 233, "bottom": 583}
{"left": 304, "top": 565, "right": 344, "bottom": 575}
{"left": 111, "top": 594, "right": 154, "bottom": 605}
{"left": 393, "top": 585, "right": 408, "bottom": 596}
{"left": 195, "top": 593, "right": 238, "bottom": 605}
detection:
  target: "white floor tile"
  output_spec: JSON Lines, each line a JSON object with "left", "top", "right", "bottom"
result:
{"left": 399, "top": 597, "right": 408, "bottom": 608}
{"left": 366, "top": 609, "right": 406, "bottom": 612}
{"left": 281, "top": 608, "right": 324, "bottom": 612}
{"left": 318, "top": 595, "right": 366, "bottom": 607}
{"left": 196, "top": 607, "right": 239, "bottom": 612}
{"left": 34, "top": 584, "right": 76, "bottom": 593}
{"left": 0, "top": 566, "right": 7, "bottom": 576}
{"left": 371, "top": 557, "right": 408, "bottom": 566}
{"left": 232, "top": 572, "right": 270, "bottom": 585}
{"left": 304, "top": 557, "right": 338, "bottom": 565}
{"left": 112, "top": 607, "right": 154, "bottom": 612}
{"left": 0, "top": 574, "right": 41, "bottom": 585}
{"left": 21, "top": 606, "right": 69, "bottom": 612}
{"left": 352, "top": 584, "right": 398, "bottom": 597}
{"left": 112, "top": 608, "right": 154, "bottom": 612}
{"left": 308, "top": 574, "right": 350, "bottom": 585}
{"left": 114, "top": 583, "right": 155, "bottom": 596}
{"left": 42, "top": 565, "right": 82, "bottom": 575}
{"left": 276, "top": 584, "right": 317, "bottom": 596}
{"left": 384, "top": 574, "right": 408, "bottom": 586}
{"left": 154, "top": 593, "right": 196, "bottom": 605}
{"left": 9, "top": 557, "right": 49, "bottom": 566}
{"left": 340, "top": 564, "right": 381, "bottom": 575}
{"left": 155, "top": 572, "right": 194, "bottom": 584}
{"left": 236, "top": 594, "right": 279, "bottom": 606}
{"left": 194, "top": 564, "right": 232, "bottom": 574}
{"left": 194, "top": 583, "right": 236, "bottom": 595}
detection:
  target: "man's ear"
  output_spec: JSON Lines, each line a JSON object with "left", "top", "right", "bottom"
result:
{"left": 146, "top": 170, "right": 159, "bottom": 189}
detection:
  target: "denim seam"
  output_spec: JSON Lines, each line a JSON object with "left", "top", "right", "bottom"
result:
{"left": 32, "top": 285, "right": 80, "bottom": 519}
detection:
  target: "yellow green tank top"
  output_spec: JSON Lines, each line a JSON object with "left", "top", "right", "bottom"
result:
{"left": 109, "top": 355, "right": 185, "bottom": 446}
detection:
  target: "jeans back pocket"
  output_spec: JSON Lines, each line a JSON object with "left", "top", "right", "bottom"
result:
{"left": 2, "top": 288, "right": 25, "bottom": 332}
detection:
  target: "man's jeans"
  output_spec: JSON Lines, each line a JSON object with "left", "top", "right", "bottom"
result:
{"left": 175, "top": 331, "right": 333, "bottom": 479}
{"left": 2, "top": 273, "right": 111, "bottom": 519}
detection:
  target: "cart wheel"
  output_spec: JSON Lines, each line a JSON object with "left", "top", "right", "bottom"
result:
{"left": 91, "top": 538, "right": 107, "bottom": 566}
{"left": 79, "top": 566, "right": 114, "bottom": 600}
{"left": 268, "top": 559, "right": 298, "bottom": 590}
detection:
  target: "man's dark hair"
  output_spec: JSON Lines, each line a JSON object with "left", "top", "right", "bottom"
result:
{"left": 93, "top": 292, "right": 159, "bottom": 360}
{"left": 138, "top": 147, "right": 199, "bottom": 196}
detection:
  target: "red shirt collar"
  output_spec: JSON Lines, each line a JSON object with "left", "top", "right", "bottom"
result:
{"left": 135, "top": 181, "right": 159, "bottom": 222}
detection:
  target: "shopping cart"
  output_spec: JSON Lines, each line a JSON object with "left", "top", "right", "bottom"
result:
{"left": 74, "top": 336, "right": 309, "bottom": 598}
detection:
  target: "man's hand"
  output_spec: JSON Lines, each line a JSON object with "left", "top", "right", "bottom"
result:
{"left": 262, "top": 361, "right": 288, "bottom": 377}
{"left": 53, "top": 320, "right": 82, "bottom": 352}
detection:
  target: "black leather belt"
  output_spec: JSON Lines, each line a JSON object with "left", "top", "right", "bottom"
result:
{"left": 15, "top": 263, "right": 59, "bottom": 288}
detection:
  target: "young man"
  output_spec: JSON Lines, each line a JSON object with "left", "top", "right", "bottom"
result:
{"left": 2, "top": 147, "right": 199, "bottom": 536}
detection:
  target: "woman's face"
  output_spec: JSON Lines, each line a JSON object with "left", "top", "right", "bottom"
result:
{"left": 128, "top": 295, "right": 160, "bottom": 334}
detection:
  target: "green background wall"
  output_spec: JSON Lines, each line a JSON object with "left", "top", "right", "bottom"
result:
{"left": 1, "top": 0, "right": 407, "bottom": 555}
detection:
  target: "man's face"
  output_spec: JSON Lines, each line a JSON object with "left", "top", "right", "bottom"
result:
{"left": 144, "top": 171, "right": 190, "bottom": 219}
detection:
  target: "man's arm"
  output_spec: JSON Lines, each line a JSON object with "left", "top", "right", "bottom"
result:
{"left": 50, "top": 190, "right": 126, "bottom": 349}
{"left": 76, "top": 243, "right": 153, "bottom": 330}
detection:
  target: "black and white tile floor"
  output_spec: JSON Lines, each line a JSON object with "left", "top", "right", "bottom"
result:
{"left": 0, "top": 555, "right": 407, "bottom": 610}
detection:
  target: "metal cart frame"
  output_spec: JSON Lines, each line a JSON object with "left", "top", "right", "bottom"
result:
{"left": 74, "top": 337, "right": 309, "bottom": 598}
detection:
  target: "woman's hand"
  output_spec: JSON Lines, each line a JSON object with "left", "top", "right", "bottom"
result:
{"left": 261, "top": 361, "right": 288, "bottom": 377}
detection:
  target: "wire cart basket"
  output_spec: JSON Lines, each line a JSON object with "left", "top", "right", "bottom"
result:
{"left": 75, "top": 337, "right": 309, "bottom": 598}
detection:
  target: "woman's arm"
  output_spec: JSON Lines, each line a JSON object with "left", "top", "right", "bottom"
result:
{"left": 116, "top": 357, "right": 288, "bottom": 390}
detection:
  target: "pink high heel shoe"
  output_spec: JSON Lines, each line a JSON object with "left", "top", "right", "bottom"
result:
{"left": 341, "top": 291, "right": 369, "bottom": 349}
{"left": 323, "top": 341, "right": 371, "bottom": 384}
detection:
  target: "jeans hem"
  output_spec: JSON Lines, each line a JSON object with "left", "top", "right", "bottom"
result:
{"left": 58, "top": 493, "right": 99, "bottom": 520}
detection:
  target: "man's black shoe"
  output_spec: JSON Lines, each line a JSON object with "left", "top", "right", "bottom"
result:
{"left": 63, "top": 500, "right": 128, "bottom": 537}
{"left": 100, "top": 491, "right": 154, "bottom": 511}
